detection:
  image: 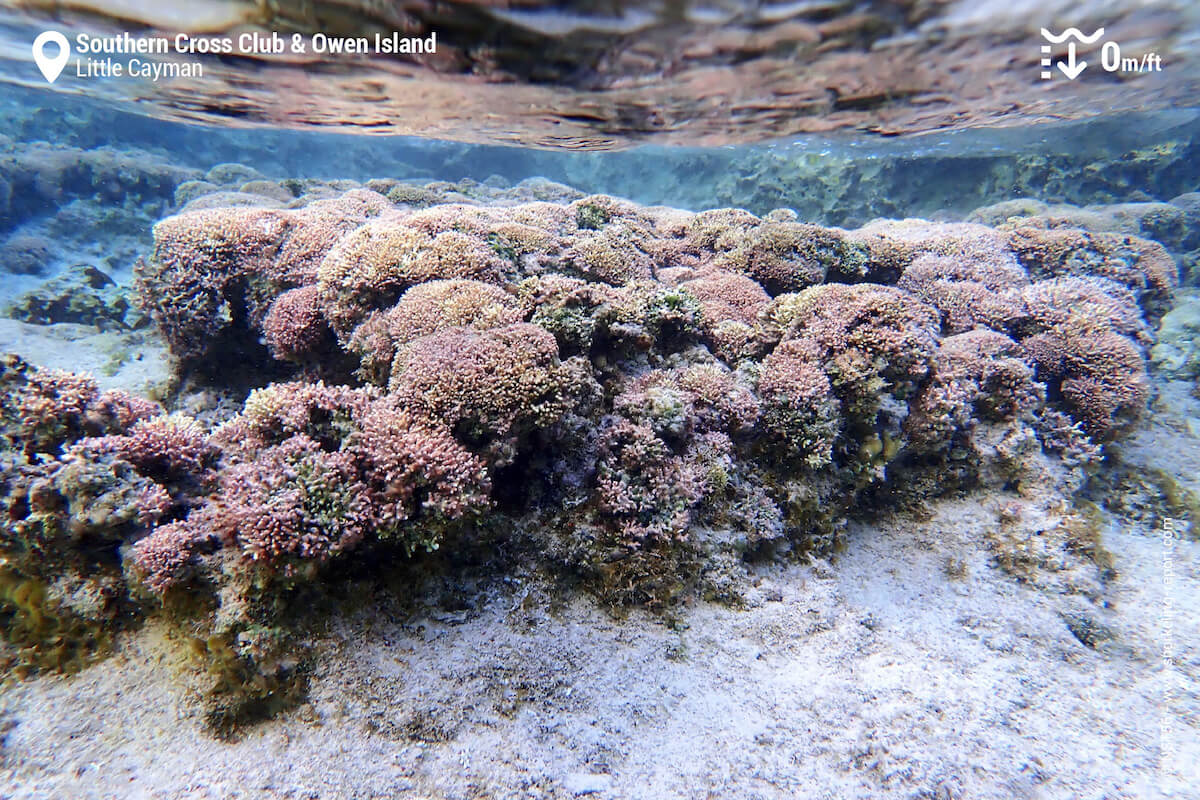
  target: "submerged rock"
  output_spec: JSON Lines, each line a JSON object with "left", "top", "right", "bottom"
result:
{"left": 0, "top": 231, "right": 52, "bottom": 275}
{"left": 5, "top": 263, "right": 143, "bottom": 329}
{"left": 173, "top": 179, "right": 221, "bottom": 208}
{"left": 1, "top": 180, "right": 1178, "bottom": 729}
{"left": 179, "top": 190, "right": 286, "bottom": 212}
{"left": 0, "top": 142, "right": 197, "bottom": 234}
{"left": 204, "top": 162, "right": 265, "bottom": 186}
{"left": 1152, "top": 291, "right": 1200, "bottom": 380}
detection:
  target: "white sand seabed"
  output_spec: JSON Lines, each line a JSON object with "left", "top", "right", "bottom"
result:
{"left": 0, "top": 318, "right": 170, "bottom": 397}
{"left": 0, "top": 489, "right": 1195, "bottom": 800}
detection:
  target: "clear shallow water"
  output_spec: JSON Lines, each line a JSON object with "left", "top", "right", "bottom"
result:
{"left": 5, "top": 81, "right": 1200, "bottom": 225}
{"left": 0, "top": 4, "right": 1198, "bottom": 798}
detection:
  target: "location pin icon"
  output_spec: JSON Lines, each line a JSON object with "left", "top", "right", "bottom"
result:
{"left": 32, "top": 31, "right": 70, "bottom": 83}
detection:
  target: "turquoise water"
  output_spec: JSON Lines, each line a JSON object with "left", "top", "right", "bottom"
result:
{"left": 0, "top": 2, "right": 1198, "bottom": 798}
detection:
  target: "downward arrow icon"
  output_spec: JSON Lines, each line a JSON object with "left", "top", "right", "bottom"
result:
{"left": 1057, "top": 42, "right": 1086, "bottom": 80}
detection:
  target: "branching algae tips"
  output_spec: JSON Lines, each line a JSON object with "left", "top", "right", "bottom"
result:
{"left": 0, "top": 1, "right": 1197, "bottom": 797}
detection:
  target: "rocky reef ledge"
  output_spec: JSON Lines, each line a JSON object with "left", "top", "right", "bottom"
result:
{"left": 0, "top": 179, "right": 1185, "bottom": 730}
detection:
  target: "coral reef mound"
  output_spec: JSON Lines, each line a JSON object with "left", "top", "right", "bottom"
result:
{"left": 2, "top": 182, "right": 1176, "bottom": 727}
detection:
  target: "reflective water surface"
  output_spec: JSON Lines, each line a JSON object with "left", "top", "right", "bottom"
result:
{"left": 0, "top": 0, "right": 1198, "bottom": 147}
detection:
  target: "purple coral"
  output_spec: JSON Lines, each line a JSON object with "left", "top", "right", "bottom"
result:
{"left": 71, "top": 414, "right": 218, "bottom": 487}
{"left": 1018, "top": 277, "right": 1148, "bottom": 342}
{"left": 130, "top": 520, "right": 217, "bottom": 594}
{"left": 275, "top": 190, "right": 392, "bottom": 283}
{"left": 564, "top": 224, "right": 657, "bottom": 285}
{"left": 897, "top": 253, "right": 1029, "bottom": 334}
{"left": 593, "top": 419, "right": 706, "bottom": 546}
{"left": 140, "top": 207, "right": 290, "bottom": 361}
{"left": 758, "top": 338, "right": 841, "bottom": 467}
{"left": 210, "top": 435, "right": 369, "bottom": 567}
{"left": 316, "top": 211, "right": 513, "bottom": 339}
{"left": 215, "top": 380, "right": 377, "bottom": 454}
{"left": 139, "top": 191, "right": 388, "bottom": 364}
{"left": 677, "top": 270, "right": 771, "bottom": 361}
{"left": 352, "top": 399, "right": 493, "bottom": 526}
{"left": 906, "top": 330, "right": 1044, "bottom": 451}
{"left": 390, "top": 323, "right": 572, "bottom": 445}
{"left": 34, "top": 186, "right": 1177, "bottom": 623}
{"left": 15, "top": 367, "right": 97, "bottom": 436}
{"left": 2, "top": 358, "right": 161, "bottom": 455}
{"left": 712, "top": 222, "right": 845, "bottom": 293}
{"left": 1005, "top": 221, "right": 1177, "bottom": 319}
{"left": 677, "top": 270, "right": 769, "bottom": 328}
{"left": 170, "top": 382, "right": 494, "bottom": 576}
{"left": 1021, "top": 321, "right": 1148, "bottom": 438}
{"left": 263, "top": 285, "right": 331, "bottom": 361}
{"left": 766, "top": 283, "right": 941, "bottom": 400}
{"left": 346, "top": 279, "right": 523, "bottom": 385}
{"left": 614, "top": 364, "right": 760, "bottom": 440}
{"left": 94, "top": 390, "right": 163, "bottom": 430}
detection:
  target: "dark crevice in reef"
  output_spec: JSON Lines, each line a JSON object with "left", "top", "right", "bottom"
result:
{"left": 1, "top": 174, "right": 1187, "bottom": 732}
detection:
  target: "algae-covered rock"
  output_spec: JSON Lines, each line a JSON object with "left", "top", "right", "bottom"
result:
{"left": 1, "top": 142, "right": 198, "bottom": 234}
{"left": 5, "top": 263, "right": 144, "bottom": 329}
{"left": 1151, "top": 291, "right": 1200, "bottom": 379}
{"left": 204, "top": 162, "right": 266, "bottom": 186}
{"left": 173, "top": 179, "right": 221, "bottom": 208}
{"left": 181, "top": 190, "right": 287, "bottom": 212}
{"left": 0, "top": 231, "right": 52, "bottom": 275}
{"left": 0, "top": 355, "right": 181, "bottom": 676}
{"left": 239, "top": 179, "right": 297, "bottom": 203}
{"left": 1, "top": 180, "right": 1176, "bottom": 730}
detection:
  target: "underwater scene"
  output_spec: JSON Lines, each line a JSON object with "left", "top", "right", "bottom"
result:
{"left": 0, "top": 1, "right": 1198, "bottom": 798}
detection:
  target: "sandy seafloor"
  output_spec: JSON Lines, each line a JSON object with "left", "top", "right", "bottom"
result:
{"left": 0, "top": 321, "right": 1196, "bottom": 800}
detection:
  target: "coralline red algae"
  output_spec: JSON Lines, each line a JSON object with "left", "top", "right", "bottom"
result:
{"left": 262, "top": 285, "right": 330, "bottom": 361}
{"left": 120, "top": 187, "right": 1176, "bottom": 594}
{"left": 2, "top": 182, "right": 1179, "bottom": 721}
